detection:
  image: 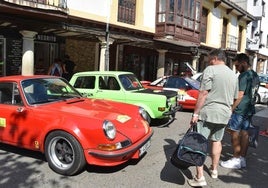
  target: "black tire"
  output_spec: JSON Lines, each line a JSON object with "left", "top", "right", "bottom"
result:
{"left": 45, "top": 131, "right": 86, "bottom": 176}
{"left": 255, "top": 94, "right": 261, "bottom": 104}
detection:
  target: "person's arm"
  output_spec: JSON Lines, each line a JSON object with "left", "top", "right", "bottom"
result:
{"left": 47, "top": 65, "right": 52, "bottom": 75}
{"left": 232, "top": 90, "right": 244, "bottom": 111}
{"left": 191, "top": 90, "right": 209, "bottom": 124}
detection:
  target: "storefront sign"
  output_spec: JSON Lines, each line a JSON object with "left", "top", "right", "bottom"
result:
{"left": 36, "top": 35, "right": 56, "bottom": 42}
{"left": 6, "top": 38, "right": 22, "bottom": 75}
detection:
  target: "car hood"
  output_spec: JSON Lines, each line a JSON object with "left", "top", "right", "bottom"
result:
{"left": 41, "top": 98, "right": 138, "bottom": 121}
{"left": 36, "top": 98, "right": 151, "bottom": 141}
{"left": 133, "top": 88, "right": 177, "bottom": 98}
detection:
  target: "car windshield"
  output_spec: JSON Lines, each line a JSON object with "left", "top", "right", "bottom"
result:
{"left": 164, "top": 77, "right": 200, "bottom": 90}
{"left": 21, "top": 77, "right": 82, "bottom": 105}
{"left": 259, "top": 74, "right": 268, "bottom": 83}
{"left": 184, "top": 77, "right": 200, "bottom": 89}
{"left": 119, "top": 74, "right": 143, "bottom": 90}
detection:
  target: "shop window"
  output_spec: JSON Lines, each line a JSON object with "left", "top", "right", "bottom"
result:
{"left": 118, "top": 0, "right": 136, "bottom": 24}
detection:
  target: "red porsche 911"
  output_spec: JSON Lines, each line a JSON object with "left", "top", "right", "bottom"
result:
{"left": 0, "top": 75, "right": 153, "bottom": 175}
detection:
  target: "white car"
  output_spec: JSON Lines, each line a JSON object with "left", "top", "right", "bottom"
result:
{"left": 256, "top": 86, "right": 268, "bottom": 104}
{"left": 191, "top": 72, "right": 203, "bottom": 82}
{"left": 191, "top": 73, "right": 268, "bottom": 104}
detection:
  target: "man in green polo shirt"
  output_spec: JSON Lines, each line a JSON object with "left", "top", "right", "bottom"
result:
{"left": 221, "top": 53, "right": 259, "bottom": 169}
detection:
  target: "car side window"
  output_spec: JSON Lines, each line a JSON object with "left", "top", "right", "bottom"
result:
{"left": 107, "top": 77, "right": 120, "bottom": 90}
{"left": 0, "top": 82, "right": 22, "bottom": 105}
{"left": 99, "top": 76, "right": 108, "bottom": 89}
{"left": 74, "top": 76, "right": 95, "bottom": 89}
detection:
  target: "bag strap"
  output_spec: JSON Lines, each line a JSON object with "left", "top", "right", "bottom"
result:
{"left": 186, "top": 123, "right": 197, "bottom": 134}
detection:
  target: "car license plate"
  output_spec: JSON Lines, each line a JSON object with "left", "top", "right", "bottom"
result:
{"left": 178, "top": 94, "right": 185, "bottom": 101}
{"left": 139, "top": 139, "right": 151, "bottom": 157}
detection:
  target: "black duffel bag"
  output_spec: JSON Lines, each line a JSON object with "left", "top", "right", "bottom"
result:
{"left": 170, "top": 124, "right": 208, "bottom": 170}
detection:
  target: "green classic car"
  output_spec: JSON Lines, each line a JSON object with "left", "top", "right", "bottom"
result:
{"left": 69, "top": 71, "right": 179, "bottom": 126}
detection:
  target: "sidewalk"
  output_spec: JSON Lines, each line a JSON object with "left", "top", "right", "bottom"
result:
{"left": 211, "top": 107, "right": 268, "bottom": 188}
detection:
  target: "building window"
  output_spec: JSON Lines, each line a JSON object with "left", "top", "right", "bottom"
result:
{"left": 118, "top": 0, "right": 136, "bottom": 25}
{"left": 262, "top": 1, "right": 265, "bottom": 17}
{"left": 157, "top": 0, "right": 201, "bottom": 31}
{"left": 200, "top": 7, "right": 208, "bottom": 43}
{"left": 238, "top": 26, "right": 243, "bottom": 51}
{"left": 266, "top": 35, "right": 268, "bottom": 48}
{"left": 221, "top": 18, "right": 228, "bottom": 48}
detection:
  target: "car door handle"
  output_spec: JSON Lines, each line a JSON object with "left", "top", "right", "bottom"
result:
{"left": 81, "top": 93, "right": 93, "bottom": 97}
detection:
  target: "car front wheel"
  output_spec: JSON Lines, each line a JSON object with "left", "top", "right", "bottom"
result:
{"left": 45, "top": 131, "right": 86, "bottom": 176}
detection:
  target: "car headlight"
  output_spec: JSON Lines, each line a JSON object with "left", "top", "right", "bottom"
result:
{"left": 139, "top": 107, "right": 151, "bottom": 123}
{"left": 103, "top": 120, "right": 116, "bottom": 140}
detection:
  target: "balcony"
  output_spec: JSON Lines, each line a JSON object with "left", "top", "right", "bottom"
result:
{"left": 250, "top": 5, "right": 263, "bottom": 18}
{"left": 246, "top": 37, "right": 260, "bottom": 51}
{"left": 221, "top": 34, "right": 238, "bottom": 51}
{"left": 1, "top": 0, "right": 67, "bottom": 12}
{"left": 226, "top": 34, "right": 238, "bottom": 51}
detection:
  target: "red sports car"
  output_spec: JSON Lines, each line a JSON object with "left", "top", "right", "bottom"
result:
{"left": 0, "top": 75, "right": 153, "bottom": 175}
{"left": 143, "top": 76, "right": 200, "bottom": 110}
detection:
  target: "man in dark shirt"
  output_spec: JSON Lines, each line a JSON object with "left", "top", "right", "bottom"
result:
{"left": 63, "top": 55, "right": 76, "bottom": 81}
{"left": 221, "top": 53, "right": 259, "bottom": 169}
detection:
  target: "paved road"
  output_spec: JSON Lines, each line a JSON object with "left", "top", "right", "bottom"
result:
{"left": 0, "top": 105, "right": 267, "bottom": 188}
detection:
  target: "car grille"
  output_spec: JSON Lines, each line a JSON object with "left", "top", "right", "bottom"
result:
{"left": 121, "top": 140, "right": 131, "bottom": 148}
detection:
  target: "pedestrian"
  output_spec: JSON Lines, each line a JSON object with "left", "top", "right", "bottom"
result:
{"left": 220, "top": 53, "right": 259, "bottom": 169}
{"left": 47, "top": 58, "right": 65, "bottom": 77}
{"left": 187, "top": 48, "right": 238, "bottom": 187}
{"left": 62, "top": 55, "right": 76, "bottom": 81}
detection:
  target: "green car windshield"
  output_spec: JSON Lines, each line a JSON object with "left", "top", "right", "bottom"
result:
{"left": 118, "top": 74, "right": 143, "bottom": 90}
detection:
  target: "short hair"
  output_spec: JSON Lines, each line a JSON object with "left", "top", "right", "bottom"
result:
{"left": 208, "top": 48, "right": 226, "bottom": 62}
{"left": 234, "top": 53, "right": 250, "bottom": 65}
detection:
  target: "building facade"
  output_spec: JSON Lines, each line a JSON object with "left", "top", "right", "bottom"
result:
{"left": 232, "top": 0, "right": 268, "bottom": 74}
{"left": 197, "top": 0, "right": 254, "bottom": 72}
{"left": 0, "top": 0, "right": 256, "bottom": 81}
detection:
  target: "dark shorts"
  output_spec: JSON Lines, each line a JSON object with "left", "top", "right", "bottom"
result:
{"left": 227, "top": 113, "right": 250, "bottom": 132}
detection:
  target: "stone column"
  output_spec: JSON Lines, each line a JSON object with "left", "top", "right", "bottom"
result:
{"left": 99, "top": 37, "right": 106, "bottom": 71}
{"left": 157, "top": 49, "right": 167, "bottom": 78}
{"left": 263, "top": 59, "right": 267, "bottom": 74}
{"left": 98, "top": 37, "right": 114, "bottom": 71}
{"left": 20, "top": 30, "right": 37, "bottom": 76}
{"left": 191, "top": 55, "right": 199, "bottom": 74}
{"left": 252, "top": 54, "right": 258, "bottom": 72}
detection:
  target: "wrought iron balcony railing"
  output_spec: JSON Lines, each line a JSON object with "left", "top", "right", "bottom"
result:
{"left": 222, "top": 34, "right": 238, "bottom": 51}
{"left": 3, "top": 0, "right": 67, "bottom": 11}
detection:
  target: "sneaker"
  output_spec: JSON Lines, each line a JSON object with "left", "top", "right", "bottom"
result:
{"left": 187, "top": 176, "right": 207, "bottom": 187}
{"left": 220, "top": 157, "right": 241, "bottom": 169}
{"left": 240, "top": 157, "right": 246, "bottom": 168}
{"left": 209, "top": 167, "right": 218, "bottom": 179}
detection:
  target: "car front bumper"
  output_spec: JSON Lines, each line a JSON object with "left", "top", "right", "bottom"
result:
{"left": 85, "top": 129, "right": 154, "bottom": 166}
